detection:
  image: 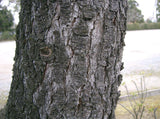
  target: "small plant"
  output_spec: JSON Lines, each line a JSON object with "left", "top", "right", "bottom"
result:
{"left": 119, "top": 76, "right": 147, "bottom": 119}
{"left": 119, "top": 76, "right": 159, "bottom": 119}
{"left": 146, "top": 104, "right": 158, "bottom": 119}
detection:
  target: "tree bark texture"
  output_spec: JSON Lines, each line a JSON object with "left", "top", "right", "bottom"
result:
{"left": 6, "top": 0, "right": 127, "bottom": 119}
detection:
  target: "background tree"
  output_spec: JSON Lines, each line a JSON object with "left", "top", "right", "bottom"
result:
{"left": 0, "top": 6, "right": 14, "bottom": 31}
{"left": 6, "top": 0, "right": 127, "bottom": 119}
{"left": 156, "top": 0, "right": 160, "bottom": 22}
{"left": 127, "top": 0, "right": 144, "bottom": 23}
{"left": 146, "top": 18, "right": 153, "bottom": 23}
{"left": 8, "top": 0, "right": 20, "bottom": 13}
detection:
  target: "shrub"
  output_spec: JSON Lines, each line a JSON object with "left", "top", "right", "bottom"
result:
{"left": 127, "top": 22, "right": 160, "bottom": 31}
{"left": 0, "top": 30, "right": 15, "bottom": 41}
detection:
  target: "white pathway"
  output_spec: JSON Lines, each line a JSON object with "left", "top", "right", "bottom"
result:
{"left": 120, "top": 29, "right": 160, "bottom": 92}
{"left": 0, "top": 41, "right": 15, "bottom": 92}
{"left": 0, "top": 30, "right": 160, "bottom": 95}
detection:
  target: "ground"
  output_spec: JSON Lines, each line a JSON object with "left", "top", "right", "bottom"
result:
{"left": 0, "top": 30, "right": 160, "bottom": 118}
{"left": 116, "top": 95, "right": 160, "bottom": 119}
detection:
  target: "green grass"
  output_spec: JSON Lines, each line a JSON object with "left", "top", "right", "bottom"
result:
{"left": 116, "top": 95, "right": 160, "bottom": 119}
{"left": 127, "top": 22, "right": 160, "bottom": 31}
{"left": 0, "top": 31, "right": 15, "bottom": 41}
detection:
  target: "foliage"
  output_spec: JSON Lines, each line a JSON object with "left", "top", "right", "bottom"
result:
{"left": 119, "top": 77, "right": 147, "bottom": 119}
{"left": 127, "top": 0, "right": 144, "bottom": 23}
{"left": 0, "top": 6, "right": 14, "bottom": 32}
{"left": 146, "top": 19, "right": 153, "bottom": 23}
{"left": 118, "top": 77, "right": 159, "bottom": 119}
{"left": 9, "top": 0, "right": 20, "bottom": 12}
{"left": 127, "top": 22, "right": 160, "bottom": 31}
{"left": 116, "top": 95, "right": 160, "bottom": 119}
{"left": 0, "top": 30, "right": 15, "bottom": 41}
{"left": 0, "top": 0, "right": 20, "bottom": 12}
{"left": 9, "top": 0, "right": 20, "bottom": 4}
{"left": 156, "top": 0, "right": 160, "bottom": 22}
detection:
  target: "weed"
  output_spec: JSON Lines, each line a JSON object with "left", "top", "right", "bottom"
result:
{"left": 118, "top": 77, "right": 159, "bottom": 119}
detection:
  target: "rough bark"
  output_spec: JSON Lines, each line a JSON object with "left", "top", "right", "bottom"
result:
{"left": 6, "top": 0, "right": 127, "bottom": 119}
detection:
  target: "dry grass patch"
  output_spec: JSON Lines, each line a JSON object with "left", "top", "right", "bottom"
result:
{"left": 116, "top": 95, "right": 160, "bottom": 119}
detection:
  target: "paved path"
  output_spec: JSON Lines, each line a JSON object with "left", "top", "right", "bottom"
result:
{"left": 122, "top": 29, "right": 160, "bottom": 73}
{"left": 0, "top": 30, "right": 160, "bottom": 95}
{"left": 119, "top": 30, "right": 160, "bottom": 93}
{"left": 0, "top": 41, "right": 15, "bottom": 92}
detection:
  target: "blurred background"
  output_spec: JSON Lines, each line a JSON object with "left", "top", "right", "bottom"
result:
{"left": 0, "top": 0, "right": 160, "bottom": 118}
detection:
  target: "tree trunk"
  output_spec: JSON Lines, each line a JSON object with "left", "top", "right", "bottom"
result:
{"left": 6, "top": 0, "right": 127, "bottom": 119}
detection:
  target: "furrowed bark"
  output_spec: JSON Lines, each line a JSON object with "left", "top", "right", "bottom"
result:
{"left": 6, "top": 0, "right": 127, "bottom": 119}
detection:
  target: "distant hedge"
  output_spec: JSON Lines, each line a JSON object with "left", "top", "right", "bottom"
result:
{"left": 127, "top": 22, "right": 160, "bottom": 31}
{"left": 0, "top": 30, "right": 15, "bottom": 41}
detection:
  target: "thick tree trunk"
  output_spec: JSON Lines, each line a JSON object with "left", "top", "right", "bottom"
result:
{"left": 6, "top": 0, "right": 127, "bottom": 119}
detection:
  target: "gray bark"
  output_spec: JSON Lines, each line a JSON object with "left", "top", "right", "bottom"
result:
{"left": 6, "top": 0, "right": 127, "bottom": 119}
